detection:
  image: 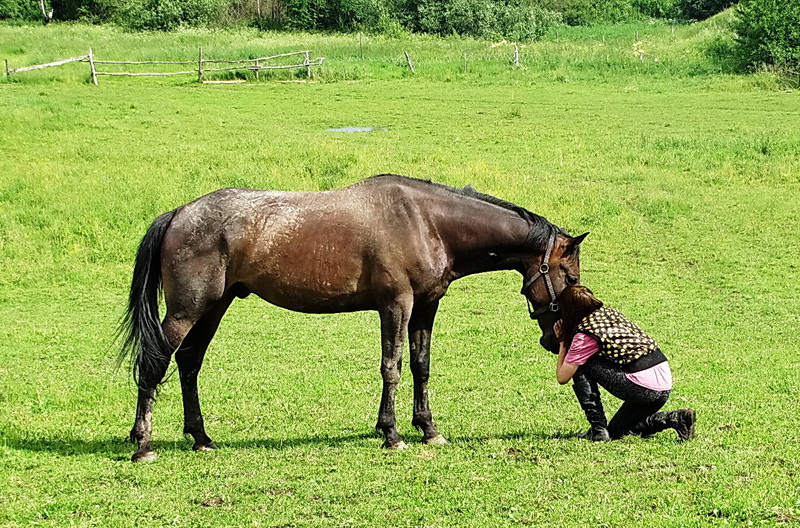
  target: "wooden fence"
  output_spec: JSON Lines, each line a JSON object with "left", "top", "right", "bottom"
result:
{"left": 4, "top": 48, "right": 325, "bottom": 84}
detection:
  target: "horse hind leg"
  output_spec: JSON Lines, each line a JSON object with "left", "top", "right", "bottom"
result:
{"left": 130, "top": 262, "right": 229, "bottom": 462}
{"left": 174, "top": 292, "right": 234, "bottom": 452}
{"left": 130, "top": 314, "right": 191, "bottom": 462}
{"left": 131, "top": 352, "right": 171, "bottom": 462}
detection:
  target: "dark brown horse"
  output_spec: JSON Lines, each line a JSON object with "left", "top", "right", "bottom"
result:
{"left": 120, "top": 174, "right": 586, "bottom": 462}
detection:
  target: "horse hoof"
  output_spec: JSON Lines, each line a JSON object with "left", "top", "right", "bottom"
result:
{"left": 132, "top": 451, "right": 158, "bottom": 463}
{"left": 423, "top": 434, "right": 450, "bottom": 446}
{"left": 193, "top": 442, "right": 219, "bottom": 452}
{"left": 384, "top": 440, "right": 409, "bottom": 450}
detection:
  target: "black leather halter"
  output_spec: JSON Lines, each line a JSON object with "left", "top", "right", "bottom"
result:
{"left": 520, "top": 233, "right": 559, "bottom": 319}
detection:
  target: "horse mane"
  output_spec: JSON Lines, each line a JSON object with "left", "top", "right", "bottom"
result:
{"left": 368, "top": 174, "right": 565, "bottom": 249}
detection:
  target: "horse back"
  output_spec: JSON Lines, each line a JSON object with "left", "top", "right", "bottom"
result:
{"left": 162, "top": 182, "right": 450, "bottom": 313}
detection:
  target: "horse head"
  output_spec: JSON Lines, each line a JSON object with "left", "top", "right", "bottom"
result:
{"left": 522, "top": 232, "right": 588, "bottom": 353}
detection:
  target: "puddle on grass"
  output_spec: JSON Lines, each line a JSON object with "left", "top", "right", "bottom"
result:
{"left": 327, "top": 127, "right": 389, "bottom": 133}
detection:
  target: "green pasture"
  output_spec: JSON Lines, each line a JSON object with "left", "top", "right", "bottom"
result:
{"left": 1, "top": 21, "right": 800, "bottom": 527}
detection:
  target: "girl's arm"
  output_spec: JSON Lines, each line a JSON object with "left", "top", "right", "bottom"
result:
{"left": 556, "top": 342, "right": 579, "bottom": 384}
{"left": 553, "top": 319, "right": 579, "bottom": 384}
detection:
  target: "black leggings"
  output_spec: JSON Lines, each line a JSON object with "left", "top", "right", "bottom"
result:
{"left": 580, "top": 357, "right": 670, "bottom": 439}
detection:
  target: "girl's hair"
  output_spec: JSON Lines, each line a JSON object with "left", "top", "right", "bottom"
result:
{"left": 557, "top": 285, "right": 604, "bottom": 345}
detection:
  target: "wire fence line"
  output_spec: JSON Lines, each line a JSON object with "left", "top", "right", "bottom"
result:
{"left": 4, "top": 48, "right": 326, "bottom": 84}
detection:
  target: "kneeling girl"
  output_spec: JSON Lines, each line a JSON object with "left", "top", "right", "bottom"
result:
{"left": 554, "top": 285, "right": 696, "bottom": 441}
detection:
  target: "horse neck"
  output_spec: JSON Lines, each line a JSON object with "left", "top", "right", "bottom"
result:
{"left": 441, "top": 205, "right": 541, "bottom": 279}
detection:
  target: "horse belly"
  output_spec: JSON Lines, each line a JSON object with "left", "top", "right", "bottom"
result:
{"left": 237, "top": 222, "right": 375, "bottom": 313}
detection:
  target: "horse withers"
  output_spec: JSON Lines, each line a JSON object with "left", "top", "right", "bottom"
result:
{"left": 119, "top": 174, "right": 586, "bottom": 461}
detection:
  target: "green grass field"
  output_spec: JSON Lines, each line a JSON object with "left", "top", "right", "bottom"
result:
{"left": 1, "top": 19, "right": 799, "bottom": 527}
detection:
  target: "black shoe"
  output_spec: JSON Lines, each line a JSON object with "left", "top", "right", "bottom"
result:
{"left": 572, "top": 371, "right": 609, "bottom": 441}
{"left": 576, "top": 427, "right": 611, "bottom": 442}
{"left": 672, "top": 409, "right": 696, "bottom": 441}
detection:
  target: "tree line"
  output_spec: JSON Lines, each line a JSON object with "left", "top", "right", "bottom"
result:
{"left": 1, "top": 0, "right": 735, "bottom": 31}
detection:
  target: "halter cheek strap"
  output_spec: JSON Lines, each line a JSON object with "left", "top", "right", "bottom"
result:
{"left": 520, "top": 233, "right": 560, "bottom": 319}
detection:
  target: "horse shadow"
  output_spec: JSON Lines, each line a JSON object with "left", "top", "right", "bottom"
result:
{"left": 0, "top": 430, "right": 381, "bottom": 461}
{"left": 0, "top": 429, "right": 581, "bottom": 461}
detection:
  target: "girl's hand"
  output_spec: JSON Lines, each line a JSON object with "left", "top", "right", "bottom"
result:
{"left": 553, "top": 320, "right": 563, "bottom": 342}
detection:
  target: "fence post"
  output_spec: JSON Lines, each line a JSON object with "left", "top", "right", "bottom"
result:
{"left": 88, "top": 48, "right": 98, "bottom": 85}
{"left": 305, "top": 51, "right": 311, "bottom": 79}
{"left": 4, "top": 59, "right": 9, "bottom": 78}
{"left": 198, "top": 47, "right": 204, "bottom": 83}
{"left": 513, "top": 45, "right": 520, "bottom": 68}
{"left": 255, "top": 58, "right": 260, "bottom": 81}
{"left": 404, "top": 51, "right": 415, "bottom": 74}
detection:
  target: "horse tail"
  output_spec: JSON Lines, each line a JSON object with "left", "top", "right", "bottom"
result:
{"left": 117, "top": 210, "right": 177, "bottom": 388}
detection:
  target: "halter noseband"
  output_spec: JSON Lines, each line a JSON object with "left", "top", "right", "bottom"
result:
{"left": 520, "top": 233, "right": 559, "bottom": 319}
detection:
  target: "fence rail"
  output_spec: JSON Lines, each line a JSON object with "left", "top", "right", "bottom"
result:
{"left": 4, "top": 48, "right": 325, "bottom": 84}
{"left": 5, "top": 55, "right": 88, "bottom": 74}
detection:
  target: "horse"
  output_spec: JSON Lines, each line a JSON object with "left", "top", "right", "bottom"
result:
{"left": 119, "top": 174, "right": 586, "bottom": 462}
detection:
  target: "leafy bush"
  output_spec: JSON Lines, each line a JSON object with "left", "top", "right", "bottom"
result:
{"left": 734, "top": 0, "right": 800, "bottom": 72}
{"left": 120, "top": 0, "right": 225, "bottom": 30}
{"left": 282, "top": 0, "right": 325, "bottom": 29}
{"left": 632, "top": 0, "right": 678, "bottom": 18}
{"left": 51, "top": 0, "right": 124, "bottom": 22}
{"left": 550, "top": 0, "right": 640, "bottom": 25}
{"left": 675, "top": 0, "right": 733, "bottom": 20}
{"left": 496, "top": 3, "right": 563, "bottom": 41}
{"left": 0, "top": 0, "right": 42, "bottom": 20}
{"left": 324, "top": 0, "right": 387, "bottom": 31}
{"left": 404, "top": 0, "right": 560, "bottom": 40}
{"left": 280, "top": 0, "right": 386, "bottom": 31}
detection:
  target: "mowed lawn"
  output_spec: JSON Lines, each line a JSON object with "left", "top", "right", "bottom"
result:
{"left": 1, "top": 26, "right": 800, "bottom": 527}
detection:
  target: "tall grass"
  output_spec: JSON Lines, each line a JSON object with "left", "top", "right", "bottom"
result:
{"left": 0, "top": 15, "right": 779, "bottom": 86}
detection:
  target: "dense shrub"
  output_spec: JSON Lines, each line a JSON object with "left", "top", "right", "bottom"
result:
{"left": 281, "top": 0, "right": 387, "bottom": 31}
{"left": 51, "top": 0, "right": 123, "bottom": 22}
{"left": 543, "top": 0, "right": 639, "bottom": 25}
{"left": 282, "top": 0, "right": 324, "bottom": 29}
{"left": 404, "top": 0, "right": 560, "bottom": 40}
{"left": 632, "top": 0, "right": 677, "bottom": 18}
{"left": 120, "top": 0, "right": 225, "bottom": 30}
{"left": 496, "top": 3, "right": 562, "bottom": 41}
{"left": 734, "top": 0, "right": 800, "bottom": 72}
{"left": 327, "top": 0, "right": 387, "bottom": 31}
{"left": 0, "top": 0, "right": 126, "bottom": 23}
{"left": 0, "top": 0, "right": 43, "bottom": 20}
{"left": 675, "top": 0, "right": 732, "bottom": 20}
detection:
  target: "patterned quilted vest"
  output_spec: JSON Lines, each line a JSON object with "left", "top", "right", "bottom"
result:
{"left": 577, "top": 306, "right": 660, "bottom": 367}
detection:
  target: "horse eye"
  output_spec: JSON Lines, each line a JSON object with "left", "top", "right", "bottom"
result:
{"left": 566, "top": 275, "right": 578, "bottom": 286}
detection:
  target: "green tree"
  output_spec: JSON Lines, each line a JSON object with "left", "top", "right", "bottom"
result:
{"left": 734, "top": 0, "right": 800, "bottom": 72}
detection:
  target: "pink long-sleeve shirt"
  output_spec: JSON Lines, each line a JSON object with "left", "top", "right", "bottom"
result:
{"left": 565, "top": 333, "right": 673, "bottom": 391}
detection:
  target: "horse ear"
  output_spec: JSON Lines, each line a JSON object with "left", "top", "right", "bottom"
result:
{"left": 566, "top": 232, "right": 589, "bottom": 254}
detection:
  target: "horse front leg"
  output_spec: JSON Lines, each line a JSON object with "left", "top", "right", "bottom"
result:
{"left": 409, "top": 300, "right": 448, "bottom": 445}
{"left": 376, "top": 296, "right": 412, "bottom": 449}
